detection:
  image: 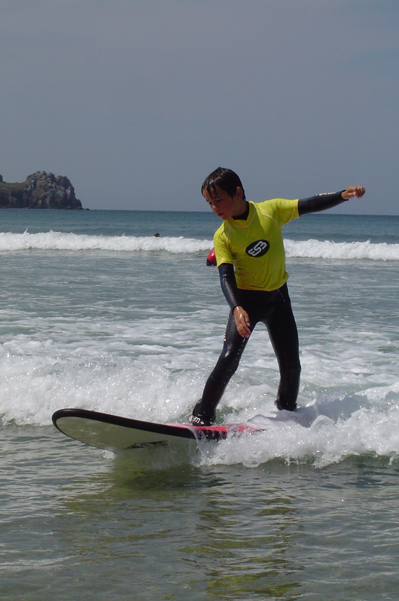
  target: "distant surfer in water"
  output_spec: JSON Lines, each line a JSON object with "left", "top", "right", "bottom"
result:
{"left": 191, "top": 167, "right": 365, "bottom": 426}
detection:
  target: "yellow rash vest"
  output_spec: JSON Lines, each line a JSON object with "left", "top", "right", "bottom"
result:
{"left": 213, "top": 198, "right": 299, "bottom": 291}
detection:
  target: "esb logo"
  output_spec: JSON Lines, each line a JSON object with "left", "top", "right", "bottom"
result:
{"left": 246, "top": 239, "right": 270, "bottom": 258}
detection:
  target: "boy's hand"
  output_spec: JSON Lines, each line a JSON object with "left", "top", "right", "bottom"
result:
{"left": 233, "top": 306, "right": 251, "bottom": 338}
{"left": 342, "top": 186, "right": 366, "bottom": 200}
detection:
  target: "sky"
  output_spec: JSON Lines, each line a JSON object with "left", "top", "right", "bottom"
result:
{"left": 1, "top": 0, "right": 398, "bottom": 214}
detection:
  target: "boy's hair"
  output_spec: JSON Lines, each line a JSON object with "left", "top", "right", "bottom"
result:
{"left": 201, "top": 167, "right": 246, "bottom": 200}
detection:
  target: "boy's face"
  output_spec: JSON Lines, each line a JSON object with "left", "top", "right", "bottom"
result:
{"left": 203, "top": 185, "right": 245, "bottom": 220}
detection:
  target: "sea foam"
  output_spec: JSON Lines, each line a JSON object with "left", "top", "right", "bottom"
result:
{"left": 285, "top": 238, "right": 399, "bottom": 262}
{"left": 1, "top": 231, "right": 399, "bottom": 261}
{"left": 0, "top": 231, "right": 212, "bottom": 254}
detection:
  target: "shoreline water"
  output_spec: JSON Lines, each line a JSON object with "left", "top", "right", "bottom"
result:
{"left": 1, "top": 209, "right": 399, "bottom": 599}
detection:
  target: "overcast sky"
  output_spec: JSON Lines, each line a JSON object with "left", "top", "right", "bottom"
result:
{"left": 1, "top": 1, "right": 398, "bottom": 213}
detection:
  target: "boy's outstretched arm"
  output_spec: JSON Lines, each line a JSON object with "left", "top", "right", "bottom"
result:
{"left": 298, "top": 186, "right": 365, "bottom": 216}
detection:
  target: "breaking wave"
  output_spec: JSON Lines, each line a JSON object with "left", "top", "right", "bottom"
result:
{"left": 0, "top": 230, "right": 399, "bottom": 261}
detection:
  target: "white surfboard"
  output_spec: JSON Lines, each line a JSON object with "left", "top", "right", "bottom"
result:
{"left": 52, "top": 408, "right": 258, "bottom": 453}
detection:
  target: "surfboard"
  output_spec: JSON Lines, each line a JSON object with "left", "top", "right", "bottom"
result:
{"left": 52, "top": 408, "right": 257, "bottom": 453}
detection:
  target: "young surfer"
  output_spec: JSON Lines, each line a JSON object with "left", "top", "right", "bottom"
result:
{"left": 191, "top": 167, "right": 365, "bottom": 426}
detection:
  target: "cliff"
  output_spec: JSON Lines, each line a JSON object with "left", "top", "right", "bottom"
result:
{"left": 0, "top": 171, "right": 83, "bottom": 209}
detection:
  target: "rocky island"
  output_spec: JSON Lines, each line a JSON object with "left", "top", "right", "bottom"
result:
{"left": 0, "top": 171, "right": 84, "bottom": 209}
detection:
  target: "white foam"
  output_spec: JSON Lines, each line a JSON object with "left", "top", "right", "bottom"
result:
{"left": 285, "top": 238, "right": 399, "bottom": 262}
{"left": 195, "top": 394, "right": 399, "bottom": 469}
{"left": 1, "top": 223, "right": 399, "bottom": 468}
{"left": 0, "top": 231, "right": 212, "bottom": 254}
{"left": 2, "top": 326, "right": 399, "bottom": 468}
{"left": 0, "top": 231, "right": 399, "bottom": 261}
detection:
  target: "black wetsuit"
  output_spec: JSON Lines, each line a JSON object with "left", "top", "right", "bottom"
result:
{"left": 192, "top": 191, "right": 346, "bottom": 424}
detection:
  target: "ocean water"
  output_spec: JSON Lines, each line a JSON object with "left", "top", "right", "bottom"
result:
{"left": 1, "top": 208, "right": 399, "bottom": 600}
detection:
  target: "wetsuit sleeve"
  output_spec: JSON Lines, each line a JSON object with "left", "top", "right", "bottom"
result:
{"left": 298, "top": 191, "right": 346, "bottom": 216}
{"left": 218, "top": 263, "right": 240, "bottom": 311}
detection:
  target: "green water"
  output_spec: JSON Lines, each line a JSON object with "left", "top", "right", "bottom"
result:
{"left": 1, "top": 425, "right": 399, "bottom": 600}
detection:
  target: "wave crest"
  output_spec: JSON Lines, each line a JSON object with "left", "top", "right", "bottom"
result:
{"left": 0, "top": 231, "right": 212, "bottom": 254}
{"left": 0, "top": 231, "right": 399, "bottom": 261}
{"left": 285, "top": 238, "right": 399, "bottom": 262}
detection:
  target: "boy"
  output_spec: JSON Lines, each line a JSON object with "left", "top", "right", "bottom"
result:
{"left": 191, "top": 167, "right": 365, "bottom": 426}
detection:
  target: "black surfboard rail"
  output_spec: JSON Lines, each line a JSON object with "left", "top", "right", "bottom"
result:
{"left": 52, "top": 408, "right": 232, "bottom": 449}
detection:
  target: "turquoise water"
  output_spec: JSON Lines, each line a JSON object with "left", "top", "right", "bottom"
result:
{"left": 1, "top": 209, "right": 399, "bottom": 599}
